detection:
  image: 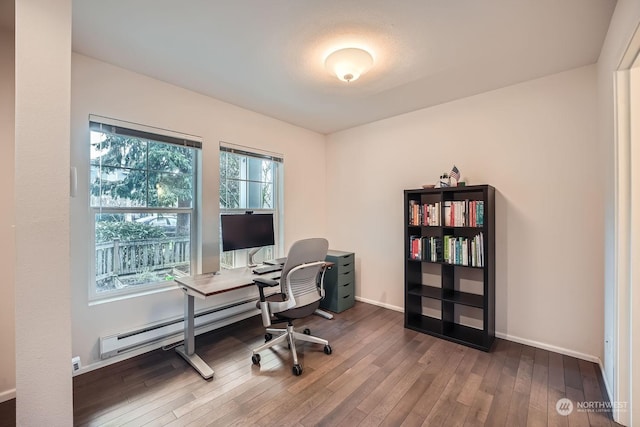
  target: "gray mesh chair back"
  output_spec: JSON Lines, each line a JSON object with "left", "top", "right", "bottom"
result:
{"left": 267, "top": 238, "right": 329, "bottom": 317}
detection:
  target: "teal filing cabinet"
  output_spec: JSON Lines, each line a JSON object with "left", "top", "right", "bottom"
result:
{"left": 320, "top": 250, "right": 355, "bottom": 313}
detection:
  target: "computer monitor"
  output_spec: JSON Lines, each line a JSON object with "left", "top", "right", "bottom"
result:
{"left": 220, "top": 213, "right": 275, "bottom": 266}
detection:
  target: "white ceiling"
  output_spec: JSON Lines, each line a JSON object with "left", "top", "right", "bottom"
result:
{"left": 72, "top": 0, "right": 616, "bottom": 134}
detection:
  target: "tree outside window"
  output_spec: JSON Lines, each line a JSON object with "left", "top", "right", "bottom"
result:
{"left": 90, "top": 120, "right": 199, "bottom": 297}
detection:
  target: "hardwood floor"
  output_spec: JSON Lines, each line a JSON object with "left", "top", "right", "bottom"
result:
{"left": 2, "top": 302, "right": 620, "bottom": 426}
{"left": 0, "top": 399, "right": 14, "bottom": 427}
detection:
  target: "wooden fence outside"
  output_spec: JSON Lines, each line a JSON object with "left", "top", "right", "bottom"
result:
{"left": 96, "top": 237, "right": 190, "bottom": 281}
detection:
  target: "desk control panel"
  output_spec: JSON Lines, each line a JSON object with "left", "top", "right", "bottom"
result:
{"left": 320, "top": 250, "right": 355, "bottom": 313}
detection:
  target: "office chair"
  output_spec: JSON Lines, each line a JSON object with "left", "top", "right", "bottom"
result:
{"left": 251, "top": 237, "right": 332, "bottom": 376}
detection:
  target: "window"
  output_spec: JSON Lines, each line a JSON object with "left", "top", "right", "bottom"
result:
{"left": 219, "top": 143, "right": 283, "bottom": 268}
{"left": 89, "top": 116, "right": 201, "bottom": 298}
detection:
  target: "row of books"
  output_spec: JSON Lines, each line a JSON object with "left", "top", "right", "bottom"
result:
{"left": 408, "top": 200, "right": 441, "bottom": 226}
{"left": 408, "top": 200, "right": 484, "bottom": 227}
{"left": 444, "top": 200, "right": 484, "bottom": 227}
{"left": 408, "top": 233, "right": 485, "bottom": 267}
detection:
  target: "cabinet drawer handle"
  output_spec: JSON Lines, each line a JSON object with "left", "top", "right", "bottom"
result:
{"left": 342, "top": 295, "right": 351, "bottom": 299}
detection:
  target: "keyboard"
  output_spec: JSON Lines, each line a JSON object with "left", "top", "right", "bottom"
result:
{"left": 264, "top": 257, "right": 287, "bottom": 266}
{"left": 252, "top": 264, "right": 283, "bottom": 275}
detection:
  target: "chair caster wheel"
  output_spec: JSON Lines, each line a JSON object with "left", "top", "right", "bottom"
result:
{"left": 324, "top": 344, "right": 332, "bottom": 355}
{"left": 292, "top": 364, "right": 303, "bottom": 376}
{"left": 265, "top": 333, "right": 272, "bottom": 342}
{"left": 252, "top": 354, "right": 261, "bottom": 365}
{"left": 303, "top": 328, "right": 311, "bottom": 335}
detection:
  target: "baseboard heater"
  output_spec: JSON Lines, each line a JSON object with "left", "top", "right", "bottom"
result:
{"left": 99, "top": 298, "right": 259, "bottom": 359}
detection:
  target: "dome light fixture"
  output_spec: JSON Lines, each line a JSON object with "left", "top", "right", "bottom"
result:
{"left": 324, "top": 47, "right": 374, "bottom": 83}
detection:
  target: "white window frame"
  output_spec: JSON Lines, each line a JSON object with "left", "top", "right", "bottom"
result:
{"left": 219, "top": 142, "right": 284, "bottom": 268}
{"left": 88, "top": 115, "right": 202, "bottom": 301}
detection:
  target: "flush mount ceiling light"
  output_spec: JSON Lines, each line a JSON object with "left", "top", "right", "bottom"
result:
{"left": 324, "top": 47, "right": 374, "bottom": 83}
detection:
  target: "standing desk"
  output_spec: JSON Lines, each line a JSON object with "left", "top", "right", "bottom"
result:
{"left": 174, "top": 268, "right": 281, "bottom": 380}
{"left": 174, "top": 263, "right": 333, "bottom": 379}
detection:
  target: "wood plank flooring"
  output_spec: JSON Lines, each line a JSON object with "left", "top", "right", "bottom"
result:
{"left": 0, "top": 399, "right": 14, "bottom": 427}
{"left": 0, "top": 302, "right": 621, "bottom": 426}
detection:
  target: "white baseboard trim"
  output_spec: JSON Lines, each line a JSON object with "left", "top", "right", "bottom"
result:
{"left": 495, "top": 332, "right": 600, "bottom": 363}
{"left": 597, "top": 359, "right": 613, "bottom": 402}
{"left": 354, "top": 296, "right": 403, "bottom": 313}
{"left": 0, "top": 388, "right": 16, "bottom": 403}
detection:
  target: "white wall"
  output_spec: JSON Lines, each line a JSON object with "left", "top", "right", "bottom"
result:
{"left": 326, "top": 65, "right": 603, "bottom": 361}
{"left": 15, "top": 0, "right": 73, "bottom": 424}
{"left": 70, "top": 53, "right": 327, "bottom": 370}
{"left": 629, "top": 62, "right": 640, "bottom": 427}
{"left": 597, "top": 0, "right": 640, "bottom": 423}
{"left": 0, "top": 26, "right": 15, "bottom": 403}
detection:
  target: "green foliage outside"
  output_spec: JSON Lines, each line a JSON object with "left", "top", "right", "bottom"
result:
{"left": 95, "top": 221, "right": 167, "bottom": 243}
{"left": 91, "top": 132, "right": 194, "bottom": 240}
{"left": 90, "top": 134, "right": 194, "bottom": 209}
{"left": 220, "top": 151, "right": 241, "bottom": 208}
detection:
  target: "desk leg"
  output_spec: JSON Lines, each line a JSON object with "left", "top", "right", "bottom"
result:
{"left": 175, "top": 293, "right": 214, "bottom": 380}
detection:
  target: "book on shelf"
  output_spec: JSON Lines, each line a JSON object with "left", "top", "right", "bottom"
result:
{"left": 443, "top": 202, "right": 451, "bottom": 227}
{"left": 477, "top": 201, "right": 484, "bottom": 227}
{"left": 408, "top": 200, "right": 418, "bottom": 226}
{"left": 409, "top": 235, "right": 420, "bottom": 260}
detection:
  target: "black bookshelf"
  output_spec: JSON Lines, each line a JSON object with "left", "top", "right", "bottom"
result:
{"left": 404, "top": 184, "right": 495, "bottom": 351}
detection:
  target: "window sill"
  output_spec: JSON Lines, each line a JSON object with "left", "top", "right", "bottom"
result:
{"left": 88, "top": 281, "right": 180, "bottom": 306}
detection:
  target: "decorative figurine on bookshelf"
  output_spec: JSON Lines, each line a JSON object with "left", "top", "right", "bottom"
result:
{"left": 435, "top": 173, "right": 450, "bottom": 188}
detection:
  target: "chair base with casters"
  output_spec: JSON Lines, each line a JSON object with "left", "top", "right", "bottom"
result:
{"left": 251, "top": 320, "right": 332, "bottom": 376}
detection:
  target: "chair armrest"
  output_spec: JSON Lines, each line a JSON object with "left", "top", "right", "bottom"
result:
{"left": 253, "top": 277, "right": 279, "bottom": 302}
{"left": 253, "top": 277, "right": 279, "bottom": 288}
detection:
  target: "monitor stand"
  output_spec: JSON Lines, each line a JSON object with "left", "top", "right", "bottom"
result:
{"left": 247, "top": 247, "right": 262, "bottom": 268}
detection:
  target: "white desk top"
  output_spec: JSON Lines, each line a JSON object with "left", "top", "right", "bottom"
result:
{"left": 175, "top": 267, "right": 280, "bottom": 298}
